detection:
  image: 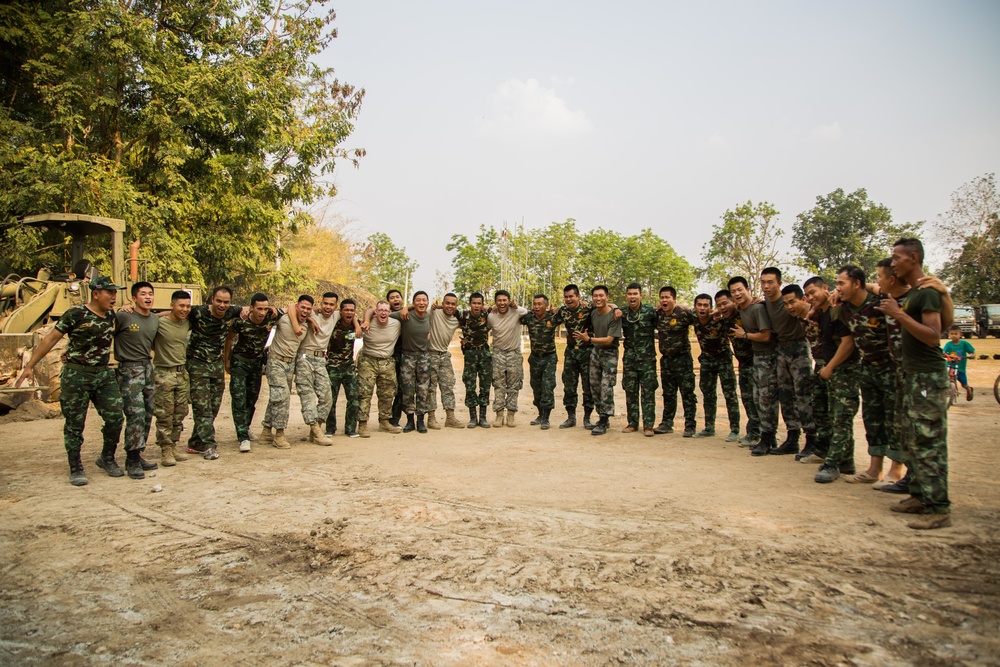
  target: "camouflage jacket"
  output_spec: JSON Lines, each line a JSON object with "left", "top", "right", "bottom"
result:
{"left": 553, "top": 304, "right": 593, "bottom": 351}
{"left": 188, "top": 305, "right": 242, "bottom": 364}
{"left": 230, "top": 311, "right": 280, "bottom": 359}
{"left": 326, "top": 318, "right": 358, "bottom": 368}
{"left": 693, "top": 314, "right": 732, "bottom": 358}
{"left": 520, "top": 311, "right": 558, "bottom": 355}
{"left": 458, "top": 309, "right": 490, "bottom": 350}
{"left": 55, "top": 305, "right": 115, "bottom": 366}
{"left": 656, "top": 306, "right": 695, "bottom": 358}
{"left": 621, "top": 303, "right": 657, "bottom": 357}
{"left": 840, "top": 293, "right": 892, "bottom": 366}
{"left": 886, "top": 290, "right": 911, "bottom": 364}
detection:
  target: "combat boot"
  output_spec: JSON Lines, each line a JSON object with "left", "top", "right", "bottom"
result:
{"left": 309, "top": 422, "right": 333, "bottom": 446}
{"left": 68, "top": 454, "right": 88, "bottom": 486}
{"left": 95, "top": 443, "right": 125, "bottom": 478}
{"left": 590, "top": 416, "right": 609, "bottom": 436}
{"left": 478, "top": 405, "right": 491, "bottom": 429}
{"left": 559, "top": 410, "right": 576, "bottom": 429}
{"left": 583, "top": 408, "right": 595, "bottom": 430}
{"left": 160, "top": 443, "right": 177, "bottom": 467}
{"left": 770, "top": 429, "right": 800, "bottom": 455}
{"left": 427, "top": 411, "right": 441, "bottom": 430}
{"left": 506, "top": 411, "right": 517, "bottom": 427}
{"left": 378, "top": 419, "right": 401, "bottom": 434}
{"left": 814, "top": 463, "right": 840, "bottom": 483}
{"left": 653, "top": 420, "right": 673, "bottom": 435}
{"left": 138, "top": 452, "right": 158, "bottom": 471}
{"left": 467, "top": 408, "right": 479, "bottom": 428}
{"left": 493, "top": 410, "right": 506, "bottom": 428}
{"left": 273, "top": 429, "right": 291, "bottom": 449}
{"left": 259, "top": 427, "right": 274, "bottom": 444}
{"left": 795, "top": 432, "right": 818, "bottom": 461}
{"left": 326, "top": 410, "right": 337, "bottom": 436}
{"left": 172, "top": 441, "right": 189, "bottom": 461}
{"left": 530, "top": 412, "right": 542, "bottom": 426}
{"left": 125, "top": 450, "right": 145, "bottom": 480}
{"left": 751, "top": 432, "right": 775, "bottom": 457}
{"left": 403, "top": 413, "right": 416, "bottom": 433}
{"left": 539, "top": 408, "right": 550, "bottom": 430}
{"left": 445, "top": 409, "right": 463, "bottom": 428}
{"left": 357, "top": 420, "right": 371, "bottom": 438}
{"left": 416, "top": 413, "right": 428, "bottom": 433}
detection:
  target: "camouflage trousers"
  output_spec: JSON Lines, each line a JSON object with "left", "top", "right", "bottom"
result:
{"left": 357, "top": 354, "right": 397, "bottom": 422}
{"left": 812, "top": 359, "right": 831, "bottom": 441}
{"left": 901, "top": 370, "right": 950, "bottom": 514}
{"left": 462, "top": 348, "right": 492, "bottom": 408}
{"left": 230, "top": 355, "right": 264, "bottom": 441}
{"left": 391, "top": 351, "right": 403, "bottom": 423}
{"left": 562, "top": 347, "right": 594, "bottom": 412}
{"left": 492, "top": 348, "right": 524, "bottom": 413}
{"left": 737, "top": 359, "right": 760, "bottom": 439}
{"left": 296, "top": 354, "right": 332, "bottom": 426}
{"left": 187, "top": 359, "right": 224, "bottom": 450}
{"left": 327, "top": 363, "right": 359, "bottom": 430}
{"left": 60, "top": 367, "right": 123, "bottom": 457}
{"left": 153, "top": 366, "right": 189, "bottom": 444}
{"left": 776, "top": 341, "right": 814, "bottom": 433}
{"left": 400, "top": 351, "right": 431, "bottom": 414}
{"left": 659, "top": 353, "right": 697, "bottom": 431}
{"left": 116, "top": 362, "right": 154, "bottom": 452}
{"left": 699, "top": 352, "right": 739, "bottom": 433}
{"left": 752, "top": 351, "right": 779, "bottom": 433}
{"left": 590, "top": 347, "right": 619, "bottom": 418}
{"left": 622, "top": 353, "right": 657, "bottom": 428}
{"left": 858, "top": 361, "right": 897, "bottom": 458}
{"left": 528, "top": 351, "right": 558, "bottom": 411}
{"left": 889, "top": 366, "right": 908, "bottom": 465}
{"left": 428, "top": 350, "right": 457, "bottom": 411}
{"left": 262, "top": 357, "right": 295, "bottom": 430}
{"left": 818, "top": 362, "right": 861, "bottom": 467}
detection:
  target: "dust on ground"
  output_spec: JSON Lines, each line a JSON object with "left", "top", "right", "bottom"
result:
{"left": 2, "top": 342, "right": 999, "bottom": 666}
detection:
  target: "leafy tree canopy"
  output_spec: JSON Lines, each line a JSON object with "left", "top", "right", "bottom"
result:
{"left": 702, "top": 200, "right": 785, "bottom": 297}
{"left": 937, "top": 173, "right": 1000, "bottom": 304}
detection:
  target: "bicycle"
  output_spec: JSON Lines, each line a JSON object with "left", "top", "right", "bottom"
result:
{"left": 945, "top": 353, "right": 961, "bottom": 408}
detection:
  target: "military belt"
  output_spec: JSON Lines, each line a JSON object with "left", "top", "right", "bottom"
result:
{"left": 154, "top": 364, "right": 186, "bottom": 372}
{"left": 118, "top": 359, "right": 151, "bottom": 368}
{"left": 64, "top": 363, "right": 108, "bottom": 373}
{"left": 270, "top": 353, "right": 295, "bottom": 363}
{"left": 232, "top": 353, "right": 263, "bottom": 363}
{"left": 863, "top": 357, "right": 892, "bottom": 367}
{"left": 302, "top": 350, "right": 326, "bottom": 358}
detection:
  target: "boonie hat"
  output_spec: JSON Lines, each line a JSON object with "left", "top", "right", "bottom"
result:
{"left": 89, "top": 276, "right": 123, "bottom": 291}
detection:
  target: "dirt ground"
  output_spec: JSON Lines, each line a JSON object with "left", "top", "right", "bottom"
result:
{"left": 2, "top": 340, "right": 999, "bottom": 666}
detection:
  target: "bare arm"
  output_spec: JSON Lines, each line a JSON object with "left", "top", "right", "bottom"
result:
{"left": 819, "top": 336, "right": 855, "bottom": 380}
{"left": 877, "top": 296, "right": 942, "bottom": 348}
{"left": 224, "top": 329, "right": 236, "bottom": 373}
{"left": 15, "top": 329, "right": 65, "bottom": 386}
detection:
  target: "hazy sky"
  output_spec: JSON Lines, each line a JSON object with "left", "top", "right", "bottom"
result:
{"left": 319, "top": 0, "right": 1000, "bottom": 295}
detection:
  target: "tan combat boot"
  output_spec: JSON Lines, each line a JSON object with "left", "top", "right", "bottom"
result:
{"left": 379, "top": 419, "right": 402, "bottom": 434}
{"left": 172, "top": 442, "right": 189, "bottom": 461}
{"left": 493, "top": 410, "right": 506, "bottom": 428}
{"left": 273, "top": 429, "right": 291, "bottom": 449}
{"left": 357, "top": 420, "right": 370, "bottom": 438}
{"left": 506, "top": 411, "right": 516, "bottom": 427}
{"left": 309, "top": 421, "right": 333, "bottom": 446}
{"left": 444, "top": 409, "right": 463, "bottom": 428}
{"left": 259, "top": 426, "right": 274, "bottom": 444}
{"left": 160, "top": 444, "right": 177, "bottom": 467}
{"left": 426, "top": 411, "right": 441, "bottom": 430}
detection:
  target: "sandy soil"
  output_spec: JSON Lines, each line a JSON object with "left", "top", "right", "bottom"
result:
{"left": 2, "top": 341, "right": 999, "bottom": 666}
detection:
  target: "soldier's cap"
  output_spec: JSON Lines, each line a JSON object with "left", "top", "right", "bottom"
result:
{"left": 89, "top": 276, "right": 123, "bottom": 291}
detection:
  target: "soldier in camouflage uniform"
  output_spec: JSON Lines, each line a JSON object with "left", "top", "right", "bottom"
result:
{"left": 325, "top": 299, "right": 361, "bottom": 438}
{"left": 184, "top": 286, "right": 244, "bottom": 459}
{"left": 692, "top": 293, "right": 740, "bottom": 441}
{"left": 16, "top": 276, "right": 124, "bottom": 486}
{"left": 356, "top": 300, "right": 402, "bottom": 435}
{"left": 113, "top": 281, "right": 160, "bottom": 479}
{"left": 552, "top": 284, "right": 594, "bottom": 429}
{"left": 393, "top": 291, "right": 432, "bottom": 433}
{"left": 620, "top": 283, "right": 658, "bottom": 435}
{"left": 225, "top": 293, "right": 280, "bottom": 452}
{"left": 521, "top": 294, "right": 559, "bottom": 429}
{"left": 386, "top": 289, "right": 406, "bottom": 427}
{"left": 837, "top": 265, "right": 897, "bottom": 483}
{"left": 261, "top": 297, "right": 310, "bottom": 448}
{"left": 876, "top": 258, "right": 912, "bottom": 489}
{"left": 426, "top": 294, "right": 464, "bottom": 429}
{"left": 654, "top": 286, "right": 698, "bottom": 437}
{"left": 878, "top": 238, "right": 952, "bottom": 529}
{"left": 487, "top": 290, "right": 529, "bottom": 427}
{"left": 718, "top": 284, "right": 759, "bottom": 446}
{"left": 152, "top": 291, "right": 192, "bottom": 466}
{"left": 458, "top": 292, "right": 492, "bottom": 428}
{"left": 578, "top": 286, "right": 621, "bottom": 436}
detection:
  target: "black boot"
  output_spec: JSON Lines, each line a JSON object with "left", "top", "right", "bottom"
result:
{"left": 880, "top": 472, "right": 910, "bottom": 494}
{"left": 68, "top": 453, "right": 88, "bottom": 486}
{"left": 125, "top": 450, "right": 145, "bottom": 480}
{"left": 653, "top": 411, "right": 673, "bottom": 434}
{"left": 94, "top": 443, "right": 124, "bottom": 478}
{"left": 326, "top": 409, "right": 337, "bottom": 436}
{"left": 468, "top": 408, "right": 479, "bottom": 428}
{"left": 583, "top": 408, "right": 595, "bottom": 430}
{"left": 559, "top": 410, "right": 576, "bottom": 429}
{"left": 403, "top": 413, "right": 416, "bottom": 433}
{"left": 591, "top": 416, "right": 609, "bottom": 436}
{"left": 138, "top": 450, "right": 158, "bottom": 471}
{"left": 539, "top": 408, "right": 550, "bottom": 430}
{"left": 530, "top": 411, "right": 542, "bottom": 426}
{"left": 478, "top": 405, "right": 491, "bottom": 429}
{"left": 752, "top": 432, "right": 775, "bottom": 457}
{"left": 795, "top": 432, "right": 818, "bottom": 461}
{"left": 416, "top": 413, "right": 427, "bottom": 434}
{"left": 769, "top": 429, "right": 800, "bottom": 455}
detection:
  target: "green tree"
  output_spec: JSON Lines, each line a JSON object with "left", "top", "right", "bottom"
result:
{"left": 446, "top": 224, "right": 501, "bottom": 299}
{"left": 702, "top": 201, "right": 785, "bottom": 296}
{"left": 937, "top": 173, "right": 1000, "bottom": 304}
{"left": 793, "top": 188, "right": 918, "bottom": 283}
{"left": 357, "top": 232, "right": 417, "bottom": 298}
{"left": 0, "top": 0, "right": 364, "bottom": 287}
{"left": 620, "top": 228, "right": 696, "bottom": 300}
{"left": 575, "top": 229, "right": 627, "bottom": 297}
{"left": 525, "top": 219, "right": 580, "bottom": 299}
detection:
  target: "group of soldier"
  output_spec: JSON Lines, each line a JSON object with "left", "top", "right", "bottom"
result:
{"left": 15, "top": 236, "right": 953, "bottom": 530}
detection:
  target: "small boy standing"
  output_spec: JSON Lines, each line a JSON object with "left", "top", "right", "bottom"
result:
{"left": 942, "top": 326, "right": 975, "bottom": 401}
